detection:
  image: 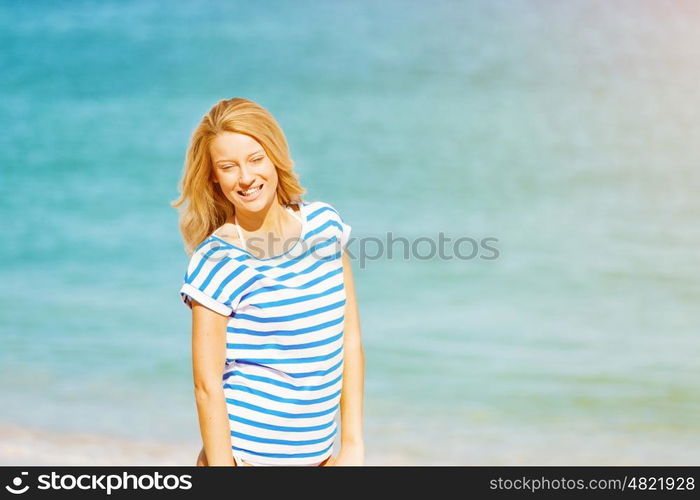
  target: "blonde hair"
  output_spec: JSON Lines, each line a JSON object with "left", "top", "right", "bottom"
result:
{"left": 171, "top": 97, "right": 307, "bottom": 256}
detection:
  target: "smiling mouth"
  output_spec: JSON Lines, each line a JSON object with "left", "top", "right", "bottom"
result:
{"left": 237, "top": 184, "right": 264, "bottom": 197}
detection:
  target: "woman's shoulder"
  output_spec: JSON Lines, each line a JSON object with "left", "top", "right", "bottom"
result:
{"left": 210, "top": 222, "right": 243, "bottom": 247}
{"left": 301, "top": 199, "right": 343, "bottom": 220}
{"left": 189, "top": 231, "right": 244, "bottom": 262}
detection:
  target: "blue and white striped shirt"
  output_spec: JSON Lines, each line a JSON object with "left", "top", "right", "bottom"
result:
{"left": 180, "top": 200, "right": 352, "bottom": 466}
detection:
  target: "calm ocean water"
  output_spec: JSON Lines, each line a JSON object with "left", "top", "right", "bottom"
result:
{"left": 1, "top": 0, "right": 698, "bottom": 464}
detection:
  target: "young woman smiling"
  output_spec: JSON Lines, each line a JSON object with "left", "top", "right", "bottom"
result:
{"left": 171, "top": 97, "right": 365, "bottom": 466}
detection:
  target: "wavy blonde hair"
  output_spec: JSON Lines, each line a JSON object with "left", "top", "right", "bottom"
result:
{"left": 171, "top": 98, "right": 307, "bottom": 256}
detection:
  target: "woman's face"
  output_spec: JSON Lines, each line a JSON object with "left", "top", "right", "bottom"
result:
{"left": 209, "top": 131, "right": 279, "bottom": 213}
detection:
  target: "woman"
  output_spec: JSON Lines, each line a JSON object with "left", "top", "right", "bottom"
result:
{"left": 171, "top": 97, "right": 365, "bottom": 466}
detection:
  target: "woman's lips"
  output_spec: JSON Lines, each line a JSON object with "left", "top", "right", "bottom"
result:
{"left": 237, "top": 183, "right": 264, "bottom": 201}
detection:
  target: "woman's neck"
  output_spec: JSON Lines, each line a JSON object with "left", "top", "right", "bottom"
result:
{"left": 234, "top": 199, "right": 288, "bottom": 235}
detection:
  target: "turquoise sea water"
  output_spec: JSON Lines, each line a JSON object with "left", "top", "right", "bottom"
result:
{"left": 1, "top": 0, "right": 699, "bottom": 464}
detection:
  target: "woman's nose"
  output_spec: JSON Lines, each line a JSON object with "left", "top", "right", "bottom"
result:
{"left": 238, "top": 164, "right": 255, "bottom": 185}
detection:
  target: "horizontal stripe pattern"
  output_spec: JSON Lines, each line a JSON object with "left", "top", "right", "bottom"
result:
{"left": 179, "top": 200, "right": 352, "bottom": 466}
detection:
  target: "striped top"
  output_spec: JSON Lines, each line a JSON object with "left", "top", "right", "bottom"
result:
{"left": 179, "top": 200, "right": 352, "bottom": 466}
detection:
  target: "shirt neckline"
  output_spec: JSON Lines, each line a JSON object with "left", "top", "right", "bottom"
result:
{"left": 208, "top": 201, "right": 307, "bottom": 261}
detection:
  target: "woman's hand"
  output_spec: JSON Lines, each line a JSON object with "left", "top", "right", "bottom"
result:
{"left": 196, "top": 446, "right": 207, "bottom": 466}
{"left": 323, "top": 443, "right": 365, "bottom": 466}
{"left": 197, "top": 446, "right": 239, "bottom": 466}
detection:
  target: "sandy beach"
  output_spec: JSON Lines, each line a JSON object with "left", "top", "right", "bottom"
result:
{"left": 0, "top": 422, "right": 201, "bottom": 466}
{"left": 0, "top": 422, "right": 404, "bottom": 466}
{"left": 3, "top": 420, "right": 698, "bottom": 466}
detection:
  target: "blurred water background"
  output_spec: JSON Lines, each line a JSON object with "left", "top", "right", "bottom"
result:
{"left": 1, "top": 0, "right": 698, "bottom": 464}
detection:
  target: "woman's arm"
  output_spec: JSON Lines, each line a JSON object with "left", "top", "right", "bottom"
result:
{"left": 331, "top": 250, "right": 365, "bottom": 465}
{"left": 191, "top": 299, "right": 236, "bottom": 466}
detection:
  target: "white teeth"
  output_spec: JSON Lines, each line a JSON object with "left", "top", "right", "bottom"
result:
{"left": 239, "top": 185, "right": 262, "bottom": 196}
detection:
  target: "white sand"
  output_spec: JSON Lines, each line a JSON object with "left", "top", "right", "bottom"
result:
{"left": 7, "top": 420, "right": 693, "bottom": 466}
{"left": 0, "top": 423, "right": 199, "bottom": 466}
{"left": 0, "top": 422, "right": 398, "bottom": 466}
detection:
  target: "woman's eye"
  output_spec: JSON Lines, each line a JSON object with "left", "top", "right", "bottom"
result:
{"left": 253, "top": 157, "right": 263, "bottom": 162}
